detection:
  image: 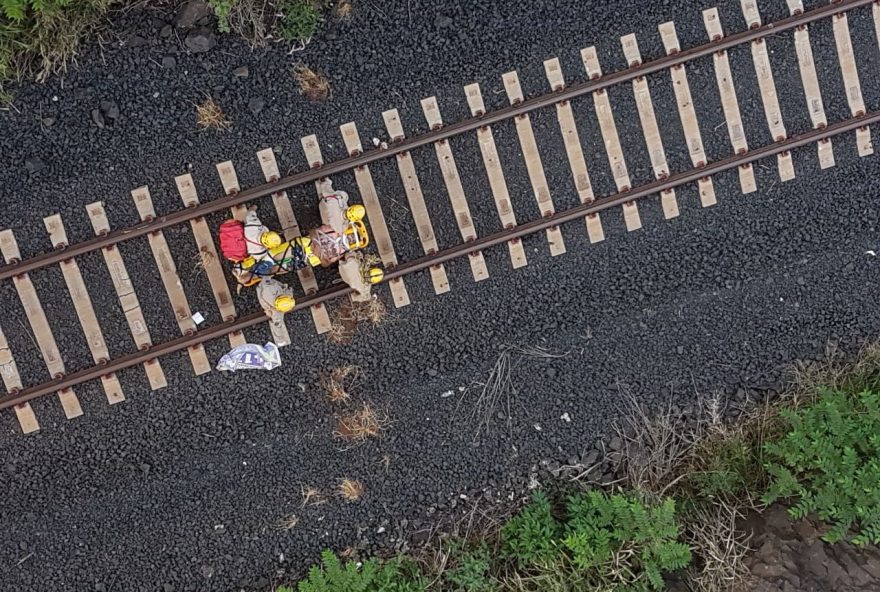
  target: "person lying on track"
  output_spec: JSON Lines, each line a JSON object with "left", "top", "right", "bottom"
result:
{"left": 256, "top": 277, "right": 295, "bottom": 332}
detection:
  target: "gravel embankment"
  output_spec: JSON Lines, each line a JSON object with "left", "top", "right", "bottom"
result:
{"left": 1, "top": 0, "right": 879, "bottom": 590}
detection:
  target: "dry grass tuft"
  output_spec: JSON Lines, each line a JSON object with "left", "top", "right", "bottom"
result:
{"left": 686, "top": 502, "right": 752, "bottom": 592}
{"left": 339, "top": 546, "right": 356, "bottom": 559}
{"left": 335, "top": 402, "right": 389, "bottom": 441}
{"left": 300, "top": 485, "right": 327, "bottom": 508}
{"left": 192, "top": 247, "right": 215, "bottom": 278}
{"left": 338, "top": 478, "right": 364, "bottom": 501}
{"left": 325, "top": 320, "right": 350, "bottom": 344}
{"left": 277, "top": 514, "right": 299, "bottom": 530}
{"left": 320, "top": 364, "right": 361, "bottom": 403}
{"left": 350, "top": 298, "right": 387, "bottom": 326}
{"left": 196, "top": 96, "right": 231, "bottom": 130}
{"left": 790, "top": 340, "right": 880, "bottom": 400}
{"left": 333, "top": 0, "right": 353, "bottom": 19}
{"left": 293, "top": 63, "right": 330, "bottom": 102}
{"left": 223, "top": 0, "right": 272, "bottom": 46}
{"left": 614, "top": 394, "right": 700, "bottom": 495}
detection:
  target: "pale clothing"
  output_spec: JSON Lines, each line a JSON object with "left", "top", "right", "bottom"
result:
{"left": 317, "top": 179, "right": 349, "bottom": 235}
{"left": 256, "top": 277, "right": 293, "bottom": 325}
{"left": 316, "top": 179, "right": 371, "bottom": 302}
{"left": 338, "top": 255, "right": 371, "bottom": 302}
{"left": 244, "top": 210, "right": 270, "bottom": 260}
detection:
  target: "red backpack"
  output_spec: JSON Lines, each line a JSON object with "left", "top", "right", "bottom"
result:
{"left": 218, "top": 220, "right": 248, "bottom": 262}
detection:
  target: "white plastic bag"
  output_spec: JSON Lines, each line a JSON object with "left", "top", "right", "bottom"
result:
{"left": 216, "top": 343, "right": 282, "bottom": 372}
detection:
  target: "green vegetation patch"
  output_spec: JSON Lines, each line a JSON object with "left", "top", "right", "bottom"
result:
{"left": 1, "top": 0, "right": 117, "bottom": 84}
{"left": 763, "top": 387, "right": 880, "bottom": 544}
{"left": 208, "top": 0, "right": 320, "bottom": 42}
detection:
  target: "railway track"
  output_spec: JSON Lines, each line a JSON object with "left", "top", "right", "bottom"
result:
{"left": 0, "top": 0, "right": 876, "bottom": 433}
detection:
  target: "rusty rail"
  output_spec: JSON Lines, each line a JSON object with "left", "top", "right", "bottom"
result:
{"left": 0, "top": 0, "right": 873, "bottom": 282}
{"left": 2, "top": 110, "right": 877, "bottom": 411}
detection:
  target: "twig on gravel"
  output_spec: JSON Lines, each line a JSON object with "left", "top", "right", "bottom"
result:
{"left": 300, "top": 485, "right": 326, "bottom": 507}
{"left": 364, "top": 0, "right": 388, "bottom": 20}
{"left": 16, "top": 552, "right": 34, "bottom": 566}
{"left": 276, "top": 514, "right": 299, "bottom": 530}
{"left": 458, "top": 345, "right": 569, "bottom": 441}
{"left": 16, "top": 319, "right": 40, "bottom": 352}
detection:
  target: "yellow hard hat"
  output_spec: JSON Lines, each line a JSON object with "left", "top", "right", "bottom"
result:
{"left": 274, "top": 294, "right": 295, "bottom": 312}
{"left": 367, "top": 267, "right": 384, "bottom": 284}
{"left": 296, "top": 236, "right": 313, "bottom": 254}
{"left": 261, "top": 231, "right": 282, "bottom": 250}
{"left": 345, "top": 204, "right": 366, "bottom": 222}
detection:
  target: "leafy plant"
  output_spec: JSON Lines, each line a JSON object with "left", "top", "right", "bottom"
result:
{"left": 563, "top": 491, "right": 691, "bottom": 591}
{"left": 691, "top": 433, "right": 764, "bottom": 501}
{"left": 207, "top": 0, "right": 234, "bottom": 33}
{"left": 296, "top": 550, "right": 426, "bottom": 592}
{"left": 500, "top": 491, "right": 561, "bottom": 569}
{"left": 445, "top": 542, "right": 496, "bottom": 592}
{"left": 763, "top": 388, "right": 880, "bottom": 544}
{"left": 277, "top": 0, "right": 318, "bottom": 40}
{"left": 1, "top": 0, "right": 116, "bottom": 82}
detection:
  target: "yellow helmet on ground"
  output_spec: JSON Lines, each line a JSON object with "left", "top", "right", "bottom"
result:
{"left": 345, "top": 204, "right": 366, "bottom": 222}
{"left": 260, "top": 231, "right": 282, "bottom": 250}
{"left": 274, "top": 295, "right": 295, "bottom": 312}
{"left": 367, "top": 267, "right": 384, "bottom": 284}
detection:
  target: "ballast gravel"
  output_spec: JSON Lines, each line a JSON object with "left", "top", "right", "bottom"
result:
{"left": 1, "top": 0, "right": 880, "bottom": 590}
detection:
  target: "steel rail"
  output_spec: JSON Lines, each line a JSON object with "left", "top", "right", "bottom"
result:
{"left": 2, "top": 110, "right": 877, "bottom": 412}
{"left": 0, "top": 0, "right": 872, "bottom": 282}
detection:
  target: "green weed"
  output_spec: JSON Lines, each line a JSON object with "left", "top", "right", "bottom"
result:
{"left": 563, "top": 491, "right": 691, "bottom": 591}
{"left": 445, "top": 542, "right": 496, "bottom": 592}
{"left": 763, "top": 388, "right": 880, "bottom": 544}
{"left": 277, "top": 0, "right": 318, "bottom": 40}
{"left": 1, "top": 0, "right": 116, "bottom": 82}
{"left": 690, "top": 431, "right": 765, "bottom": 501}
{"left": 500, "top": 491, "right": 562, "bottom": 569}
{"left": 207, "top": 0, "right": 234, "bottom": 33}
{"left": 296, "top": 550, "right": 427, "bottom": 592}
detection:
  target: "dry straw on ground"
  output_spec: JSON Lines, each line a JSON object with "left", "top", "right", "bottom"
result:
{"left": 338, "top": 478, "right": 364, "bottom": 501}
{"left": 300, "top": 485, "right": 327, "bottom": 508}
{"left": 319, "top": 364, "right": 361, "bottom": 403}
{"left": 293, "top": 63, "right": 330, "bottom": 102}
{"left": 276, "top": 514, "right": 299, "bottom": 530}
{"left": 195, "top": 97, "right": 231, "bottom": 130}
{"left": 324, "top": 296, "right": 389, "bottom": 344}
{"left": 335, "top": 402, "right": 389, "bottom": 441}
{"left": 333, "top": 0, "right": 353, "bottom": 19}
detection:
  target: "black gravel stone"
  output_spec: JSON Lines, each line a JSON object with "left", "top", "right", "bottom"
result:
{"left": 248, "top": 97, "right": 265, "bottom": 114}
{"left": 174, "top": 0, "right": 211, "bottom": 29}
{"left": 23, "top": 157, "right": 45, "bottom": 174}
{"left": 185, "top": 27, "right": 216, "bottom": 53}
